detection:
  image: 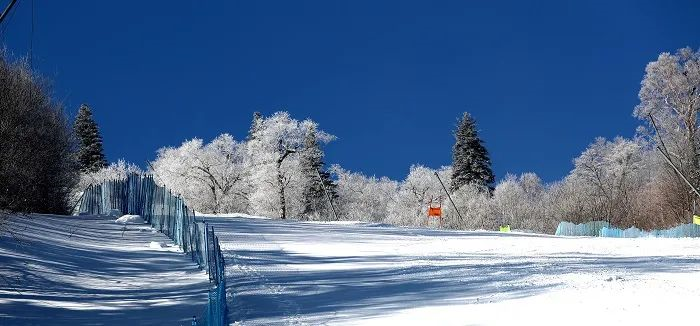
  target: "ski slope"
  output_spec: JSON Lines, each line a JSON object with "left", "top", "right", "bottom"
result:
{"left": 199, "top": 215, "right": 700, "bottom": 325}
{"left": 0, "top": 214, "right": 208, "bottom": 325}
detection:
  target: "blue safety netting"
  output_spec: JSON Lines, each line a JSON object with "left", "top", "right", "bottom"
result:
{"left": 556, "top": 220, "right": 700, "bottom": 238}
{"left": 78, "top": 173, "right": 228, "bottom": 325}
{"left": 204, "top": 225, "right": 227, "bottom": 326}
{"left": 555, "top": 221, "right": 611, "bottom": 236}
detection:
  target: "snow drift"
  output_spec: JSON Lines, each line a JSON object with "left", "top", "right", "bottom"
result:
{"left": 114, "top": 214, "right": 145, "bottom": 224}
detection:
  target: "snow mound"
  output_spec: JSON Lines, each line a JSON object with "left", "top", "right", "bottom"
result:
{"left": 115, "top": 214, "right": 145, "bottom": 224}
{"left": 148, "top": 241, "right": 181, "bottom": 252}
{"left": 149, "top": 241, "right": 166, "bottom": 249}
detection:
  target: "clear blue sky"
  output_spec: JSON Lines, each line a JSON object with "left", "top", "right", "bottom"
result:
{"left": 2, "top": 1, "right": 699, "bottom": 182}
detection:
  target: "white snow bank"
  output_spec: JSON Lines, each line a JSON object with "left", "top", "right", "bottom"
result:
{"left": 149, "top": 241, "right": 165, "bottom": 249}
{"left": 115, "top": 214, "right": 145, "bottom": 224}
{"left": 194, "top": 212, "right": 271, "bottom": 219}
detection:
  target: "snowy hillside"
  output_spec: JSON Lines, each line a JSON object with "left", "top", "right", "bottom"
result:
{"left": 0, "top": 214, "right": 208, "bottom": 325}
{"left": 199, "top": 215, "right": 700, "bottom": 325}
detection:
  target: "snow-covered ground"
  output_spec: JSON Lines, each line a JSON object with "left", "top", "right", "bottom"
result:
{"left": 0, "top": 214, "right": 208, "bottom": 325}
{"left": 199, "top": 215, "right": 700, "bottom": 325}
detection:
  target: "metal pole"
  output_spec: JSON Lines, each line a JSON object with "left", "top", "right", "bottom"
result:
{"left": 0, "top": 0, "right": 18, "bottom": 26}
{"left": 434, "top": 172, "right": 464, "bottom": 224}
{"left": 316, "top": 169, "right": 339, "bottom": 221}
{"left": 649, "top": 114, "right": 700, "bottom": 200}
{"left": 649, "top": 114, "right": 674, "bottom": 159}
{"left": 656, "top": 146, "right": 700, "bottom": 199}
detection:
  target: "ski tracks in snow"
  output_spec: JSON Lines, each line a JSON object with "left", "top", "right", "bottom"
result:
{"left": 224, "top": 229, "right": 308, "bottom": 325}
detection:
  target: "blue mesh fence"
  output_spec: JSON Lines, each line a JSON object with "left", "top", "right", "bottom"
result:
{"left": 556, "top": 220, "right": 700, "bottom": 238}
{"left": 206, "top": 225, "right": 226, "bottom": 326}
{"left": 555, "top": 221, "right": 611, "bottom": 236}
{"left": 77, "top": 173, "right": 228, "bottom": 325}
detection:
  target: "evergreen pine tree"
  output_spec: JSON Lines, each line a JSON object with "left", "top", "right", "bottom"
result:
{"left": 247, "top": 112, "right": 263, "bottom": 141}
{"left": 450, "top": 112, "right": 495, "bottom": 192}
{"left": 74, "top": 104, "right": 107, "bottom": 173}
{"left": 300, "top": 124, "right": 337, "bottom": 219}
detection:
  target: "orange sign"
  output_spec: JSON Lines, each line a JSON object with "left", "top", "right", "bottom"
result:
{"left": 428, "top": 206, "right": 442, "bottom": 217}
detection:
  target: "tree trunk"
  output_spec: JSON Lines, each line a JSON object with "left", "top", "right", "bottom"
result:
{"left": 275, "top": 146, "right": 295, "bottom": 219}
{"left": 210, "top": 185, "right": 218, "bottom": 214}
{"left": 277, "top": 158, "right": 286, "bottom": 219}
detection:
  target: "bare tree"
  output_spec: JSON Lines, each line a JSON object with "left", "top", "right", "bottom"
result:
{"left": 0, "top": 54, "right": 78, "bottom": 216}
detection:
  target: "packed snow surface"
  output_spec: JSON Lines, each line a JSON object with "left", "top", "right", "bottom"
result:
{"left": 196, "top": 212, "right": 270, "bottom": 220}
{"left": 114, "top": 214, "right": 145, "bottom": 224}
{"left": 198, "top": 216, "right": 700, "bottom": 325}
{"left": 0, "top": 214, "right": 208, "bottom": 325}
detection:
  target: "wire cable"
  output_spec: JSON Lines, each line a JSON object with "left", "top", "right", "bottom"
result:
{"left": 0, "top": 0, "right": 19, "bottom": 40}
{"left": 29, "top": 0, "right": 33, "bottom": 69}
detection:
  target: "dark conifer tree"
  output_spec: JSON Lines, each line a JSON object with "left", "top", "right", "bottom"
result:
{"left": 450, "top": 112, "right": 495, "bottom": 192}
{"left": 300, "top": 124, "right": 337, "bottom": 219}
{"left": 74, "top": 104, "right": 107, "bottom": 173}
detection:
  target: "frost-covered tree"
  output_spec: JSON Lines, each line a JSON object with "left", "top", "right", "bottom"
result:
{"left": 490, "top": 173, "right": 547, "bottom": 230}
{"left": 151, "top": 134, "right": 248, "bottom": 213}
{"left": 331, "top": 165, "right": 398, "bottom": 222}
{"left": 300, "top": 124, "right": 337, "bottom": 220}
{"left": 74, "top": 104, "right": 107, "bottom": 173}
{"left": 491, "top": 174, "right": 526, "bottom": 227}
{"left": 446, "top": 183, "right": 491, "bottom": 230}
{"left": 387, "top": 165, "right": 450, "bottom": 226}
{"left": 247, "top": 111, "right": 263, "bottom": 141}
{"left": 198, "top": 134, "right": 249, "bottom": 213}
{"left": 247, "top": 112, "right": 333, "bottom": 219}
{"left": 81, "top": 159, "right": 142, "bottom": 185}
{"left": 630, "top": 154, "right": 681, "bottom": 229}
{"left": 569, "top": 137, "right": 649, "bottom": 226}
{"left": 450, "top": 112, "right": 494, "bottom": 192}
{"left": 634, "top": 47, "right": 700, "bottom": 221}
{"left": 71, "top": 160, "right": 143, "bottom": 210}
{"left": 543, "top": 178, "right": 586, "bottom": 224}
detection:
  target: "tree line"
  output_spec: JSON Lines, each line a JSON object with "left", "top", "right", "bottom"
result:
{"left": 2, "top": 47, "right": 699, "bottom": 234}
{"left": 142, "top": 47, "right": 700, "bottom": 232}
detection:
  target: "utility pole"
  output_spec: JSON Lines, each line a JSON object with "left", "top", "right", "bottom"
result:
{"left": 649, "top": 114, "right": 700, "bottom": 199}
{"left": 0, "top": 0, "right": 18, "bottom": 26}
{"left": 434, "top": 172, "right": 464, "bottom": 224}
{"left": 316, "top": 169, "right": 339, "bottom": 221}
{"left": 656, "top": 146, "right": 700, "bottom": 198}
